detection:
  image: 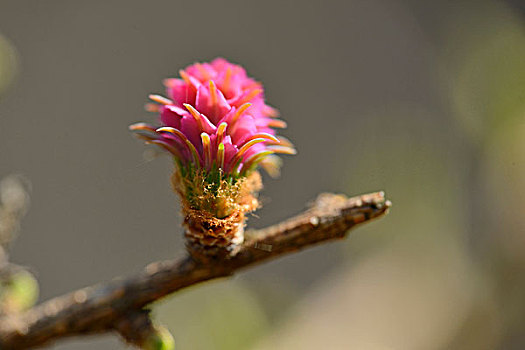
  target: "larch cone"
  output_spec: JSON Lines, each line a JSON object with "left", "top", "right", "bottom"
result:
{"left": 130, "top": 58, "right": 295, "bottom": 260}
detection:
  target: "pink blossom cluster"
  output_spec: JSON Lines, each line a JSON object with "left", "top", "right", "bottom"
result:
{"left": 130, "top": 58, "right": 295, "bottom": 178}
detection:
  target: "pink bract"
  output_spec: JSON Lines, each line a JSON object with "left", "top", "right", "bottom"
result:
{"left": 130, "top": 58, "right": 295, "bottom": 177}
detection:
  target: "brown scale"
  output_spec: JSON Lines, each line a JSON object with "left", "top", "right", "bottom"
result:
{"left": 172, "top": 171, "right": 262, "bottom": 262}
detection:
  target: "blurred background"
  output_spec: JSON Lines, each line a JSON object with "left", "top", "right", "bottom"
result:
{"left": 1, "top": 0, "right": 524, "bottom": 349}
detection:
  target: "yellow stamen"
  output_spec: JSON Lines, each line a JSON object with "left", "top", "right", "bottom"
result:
{"left": 231, "top": 103, "right": 252, "bottom": 125}
{"left": 185, "top": 139, "right": 201, "bottom": 166}
{"left": 179, "top": 70, "right": 191, "bottom": 85}
{"left": 237, "top": 88, "right": 262, "bottom": 105}
{"left": 156, "top": 127, "right": 201, "bottom": 166}
{"left": 144, "top": 103, "right": 161, "bottom": 112}
{"left": 217, "top": 142, "right": 225, "bottom": 169}
{"left": 223, "top": 67, "right": 232, "bottom": 92}
{"left": 148, "top": 140, "right": 182, "bottom": 159}
{"left": 209, "top": 80, "right": 219, "bottom": 116}
{"left": 237, "top": 139, "right": 272, "bottom": 157}
{"left": 229, "top": 138, "right": 267, "bottom": 170}
{"left": 266, "top": 119, "right": 287, "bottom": 128}
{"left": 183, "top": 104, "right": 205, "bottom": 130}
{"left": 217, "top": 122, "right": 228, "bottom": 144}
{"left": 148, "top": 94, "right": 172, "bottom": 105}
{"left": 276, "top": 136, "right": 293, "bottom": 147}
{"left": 209, "top": 80, "right": 218, "bottom": 105}
{"left": 242, "top": 132, "right": 280, "bottom": 144}
{"left": 163, "top": 79, "right": 177, "bottom": 88}
{"left": 135, "top": 134, "right": 156, "bottom": 142}
{"left": 129, "top": 123, "right": 157, "bottom": 132}
{"left": 201, "top": 133, "right": 211, "bottom": 168}
{"left": 239, "top": 150, "right": 274, "bottom": 176}
{"left": 156, "top": 126, "right": 181, "bottom": 135}
{"left": 267, "top": 145, "right": 297, "bottom": 155}
{"left": 264, "top": 105, "right": 279, "bottom": 118}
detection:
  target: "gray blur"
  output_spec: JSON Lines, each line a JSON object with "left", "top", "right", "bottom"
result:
{"left": 1, "top": 1, "right": 525, "bottom": 349}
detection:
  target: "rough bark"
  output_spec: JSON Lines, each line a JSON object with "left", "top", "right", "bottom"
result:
{"left": 0, "top": 191, "right": 390, "bottom": 349}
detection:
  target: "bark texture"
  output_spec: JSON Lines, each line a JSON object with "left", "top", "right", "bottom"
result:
{"left": 0, "top": 191, "right": 390, "bottom": 349}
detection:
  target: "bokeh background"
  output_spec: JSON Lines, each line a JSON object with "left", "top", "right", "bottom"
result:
{"left": 1, "top": 0, "right": 525, "bottom": 349}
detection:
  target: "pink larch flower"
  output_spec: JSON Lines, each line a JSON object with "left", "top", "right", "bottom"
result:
{"left": 129, "top": 58, "right": 295, "bottom": 258}
{"left": 130, "top": 58, "right": 295, "bottom": 179}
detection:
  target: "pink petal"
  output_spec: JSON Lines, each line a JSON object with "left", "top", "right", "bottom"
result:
{"left": 165, "top": 78, "right": 196, "bottom": 106}
{"left": 221, "top": 136, "right": 238, "bottom": 169}
{"left": 229, "top": 114, "right": 258, "bottom": 146}
{"left": 160, "top": 105, "right": 182, "bottom": 129}
{"left": 195, "top": 84, "right": 231, "bottom": 125}
{"left": 180, "top": 116, "right": 202, "bottom": 153}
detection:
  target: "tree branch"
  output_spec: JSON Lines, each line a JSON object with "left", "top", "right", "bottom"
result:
{"left": 0, "top": 191, "right": 390, "bottom": 349}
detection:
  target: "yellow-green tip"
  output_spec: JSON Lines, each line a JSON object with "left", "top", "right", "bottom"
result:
{"left": 142, "top": 325, "right": 175, "bottom": 350}
{"left": 0, "top": 270, "right": 39, "bottom": 313}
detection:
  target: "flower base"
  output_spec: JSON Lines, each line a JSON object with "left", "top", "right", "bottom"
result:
{"left": 173, "top": 171, "right": 262, "bottom": 261}
{"left": 183, "top": 207, "right": 245, "bottom": 261}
